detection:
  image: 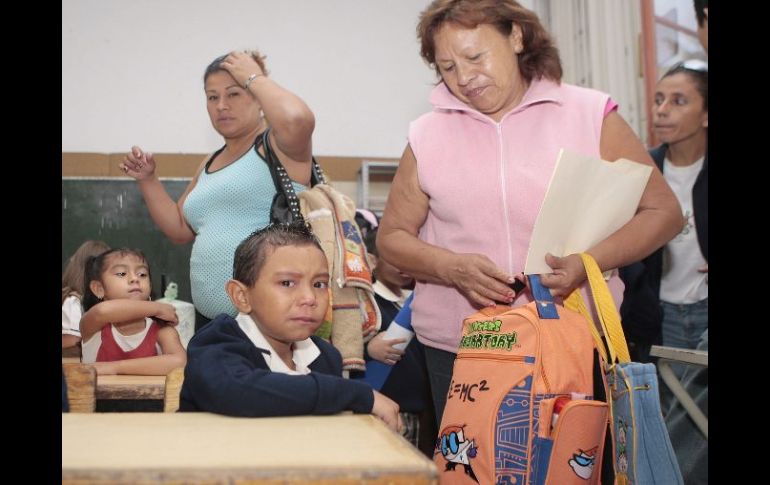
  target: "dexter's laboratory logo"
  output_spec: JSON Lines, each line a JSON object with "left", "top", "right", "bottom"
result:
{"left": 568, "top": 446, "right": 598, "bottom": 480}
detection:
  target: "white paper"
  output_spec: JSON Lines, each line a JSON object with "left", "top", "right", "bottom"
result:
{"left": 524, "top": 149, "right": 653, "bottom": 275}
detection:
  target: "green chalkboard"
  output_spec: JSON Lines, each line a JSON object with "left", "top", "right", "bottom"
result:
{"left": 62, "top": 178, "right": 194, "bottom": 303}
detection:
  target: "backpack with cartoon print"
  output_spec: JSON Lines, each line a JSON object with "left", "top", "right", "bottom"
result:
{"left": 435, "top": 278, "right": 609, "bottom": 485}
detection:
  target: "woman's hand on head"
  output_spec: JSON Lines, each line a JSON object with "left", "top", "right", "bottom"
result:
{"left": 440, "top": 253, "right": 516, "bottom": 308}
{"left": 120, "top": 146, "right": 157, "bottom": 181}
{"left": 367, "top": 333, "right": 406, "bottom": 365}
{"left": 538, "top": 253, "right": 587, "bottom": 298}
{"left": 221, "top": 51, "right": 264, "bottom": 89}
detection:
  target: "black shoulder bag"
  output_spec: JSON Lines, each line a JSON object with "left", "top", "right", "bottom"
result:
{"left": 256, "top": 129, "right": 326, "bottom": 224}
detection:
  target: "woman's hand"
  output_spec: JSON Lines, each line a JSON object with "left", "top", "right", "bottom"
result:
{"left": 367, "top": 333, "right": 406, "bottom": 365}
{"left": 221, "top": 51, "right": 265, "bottom": 89}
{"left": 538, "top": 253, "right": 587, "bottom": 297}
{"left": 120, "top": 146, "right": 157, "bottom": 181}
{"left": 440, "top": 253, "right": 516, "bottom": 307}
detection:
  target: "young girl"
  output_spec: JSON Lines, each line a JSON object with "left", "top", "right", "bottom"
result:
{"left": 80, "top": 248, "right": 186, "bottom": 375}
{"left": 62, "top": 240, "right": 111, "bottom": 349}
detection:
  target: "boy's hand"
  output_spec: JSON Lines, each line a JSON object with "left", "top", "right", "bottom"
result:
{"left": 371, "top": 390, "right": 402, "bottom": 433}
{"left": 367, "top": 333, "right": 406, "bottom": 365}
{"left": 154, "top": 303, "right": 179, "bottom": 326}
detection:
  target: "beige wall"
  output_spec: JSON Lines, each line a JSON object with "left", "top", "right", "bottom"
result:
{"left": 62, "top": 153, "right": 398, "bottom": 205}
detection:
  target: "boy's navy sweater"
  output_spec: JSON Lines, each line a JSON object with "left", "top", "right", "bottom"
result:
{"left": 179, "top": 314, "right": 374, "bottom": 416}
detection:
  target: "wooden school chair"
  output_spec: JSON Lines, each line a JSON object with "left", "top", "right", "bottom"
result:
{"left": 62, "top": 363, "right": 97, "bottom": 413}
{"left": 163, "top": 367, "right": 185, "bottom": 412}
{"left": 61, "top": 343, "right": 82, "bottom": 359}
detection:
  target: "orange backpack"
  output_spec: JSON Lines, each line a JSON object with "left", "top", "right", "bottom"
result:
{"left": 435, "top": 285, "right": 609, "bottom": 484}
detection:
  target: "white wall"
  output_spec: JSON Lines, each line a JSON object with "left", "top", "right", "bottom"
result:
{"left": 62, "top": 0, "right": 437, "bottom": 158}
{"left": 653, "top": 0, "right": 707, "bottom": 71}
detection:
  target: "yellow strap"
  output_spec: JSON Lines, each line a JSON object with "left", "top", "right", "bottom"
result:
{"left": 564, "top": 290, "right": 608, "bottom": 363}
{"left": 580, "top": 253, "right": 631, "bottom": 363}
{"left": 564, "top": 254, "right": 631, "bottom": 364}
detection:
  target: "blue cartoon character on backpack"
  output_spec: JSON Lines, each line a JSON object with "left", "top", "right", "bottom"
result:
{"left": 568, "top": 445, "right": 598, "bottom": 479}
{"left": 436, "top": 424, "right": 478, "bottom": 483}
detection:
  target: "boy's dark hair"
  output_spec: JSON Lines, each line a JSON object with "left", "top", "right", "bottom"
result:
{"left": 693, "top": 0, "right": 708, "bottom": 26}
{"left": 82, "top": 248, "right": 154, "bottom": 311}
{"left": 233, "top": 222, "right": 324, "bottom": 287}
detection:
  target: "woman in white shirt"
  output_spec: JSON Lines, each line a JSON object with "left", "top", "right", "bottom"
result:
{"left": 647, "top": 60, "right": 708, "bottom": 359}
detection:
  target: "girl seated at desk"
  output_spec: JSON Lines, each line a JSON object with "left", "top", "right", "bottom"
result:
{"left": 80, "top": 248, "right": 186, "bottom": 375}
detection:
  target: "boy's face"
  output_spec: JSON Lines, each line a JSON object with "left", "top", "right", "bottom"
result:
{"left": 236, "top": 244, "right": 330, "bottom": 348}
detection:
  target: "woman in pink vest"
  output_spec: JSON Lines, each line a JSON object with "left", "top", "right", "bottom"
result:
{"left": 377, "top": 0, "right": 682, "bottom": 424}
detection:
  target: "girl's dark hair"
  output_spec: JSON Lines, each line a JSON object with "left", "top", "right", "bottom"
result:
{"left": 62, "top": 240, "right": 111, "bottom": 304}
{"left": 82, "top": 248, "right": 154, "bottom": 311}
{"left": 363, "top": 227, "right": 379, "bottom": 257}
{"left": 417, "top": 0, "right": 562, "bottom": 83}
{"left": 233, "top": 222, "right": 324, "bottom": 287}
{"left": 363, "top": 228, "right": 381, "bottom": 283}
{"left": 354, "top": 209, "right": 380, "bottom": 240}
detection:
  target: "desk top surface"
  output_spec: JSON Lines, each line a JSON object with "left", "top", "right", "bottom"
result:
{"left": 650, "top": 345, "right": 708, "bottom": 366}
{"left": 63, "top": 413, "right": 436, "bottom": 482}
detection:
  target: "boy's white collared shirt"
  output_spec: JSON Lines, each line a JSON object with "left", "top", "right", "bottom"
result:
{"left": 372, "top": 280, "right": 411, "bottom": 308}
{"left": 235, "top": 313, "right": 320, "bottom": 375}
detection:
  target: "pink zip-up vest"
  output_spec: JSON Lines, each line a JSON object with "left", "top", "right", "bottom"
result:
{"left": 409, "top": 78, "right": 625, "bottom": 353}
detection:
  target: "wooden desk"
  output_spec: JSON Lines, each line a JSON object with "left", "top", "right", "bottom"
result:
{"left": 62, "top": 413, "right": 437, "bottom": 484}
{"left": 96, "top": 375, "right": 166, "bottom": 400}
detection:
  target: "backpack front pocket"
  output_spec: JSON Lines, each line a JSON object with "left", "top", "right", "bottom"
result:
{"left": 544, "top": 400, "right": 608, "bottom": 485}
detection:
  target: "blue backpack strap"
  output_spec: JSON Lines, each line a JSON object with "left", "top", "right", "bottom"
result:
{"left": 527, "top": 274, "right": 559, "bottom": 319}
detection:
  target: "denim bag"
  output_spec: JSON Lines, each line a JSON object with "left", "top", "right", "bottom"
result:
{"left": 566, "top": 253, "right": 683, "bottom": 485}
